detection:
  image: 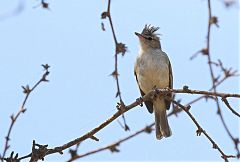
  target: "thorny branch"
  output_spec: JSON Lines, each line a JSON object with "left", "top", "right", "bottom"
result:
{"left": 204, "top": 0, "right": 239, "bottom": 158}
{"left": 189, "top": 0, "right": 239, "bottom": 157}
{"left": 66, "top": 81, "right": 239, "bottom": 161}
{"left": 0, "top": 64, "right": 50, "bottom": 161}
{"left": 164, "top": 87, "right": 240, "bottom": 98}
{"left": 8, "top": 88, "right": 239, "bottom": 161}
{"left": 9, "top": 89, "right": 144, "bottom": 161}
{"left": 1, "top": 0, "right": 238, "bottom": 161}
{"left": 66, "top": 85, "right": 239, "bottom": 161}
{"left": 171, "top": 100, "right": 236, "bottom": 162}
{"left": 101, "top": 0, "right": 129, "bottom": 131}
{"left": 168, "top": 70, "right": 238, "bottom": 117}
{"left": 29, "top": 140, "right": 50, "bottom": 162}
{"left": 166, "top": 87, "right": 240, "bottom": 117}
{"left": 66, "top": 124, "right": 154, "bottom": 162}
{"left": 67, "top": 53, "right": 238, "bottom": 161}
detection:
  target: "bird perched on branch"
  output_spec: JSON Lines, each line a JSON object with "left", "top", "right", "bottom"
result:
{"left": 134, "top": 25, "right": 173, "bottom": 140}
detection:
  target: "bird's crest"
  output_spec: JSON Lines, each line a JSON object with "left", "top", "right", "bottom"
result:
{"left": 141, "top": 24, "right": 159, "bottom": 37}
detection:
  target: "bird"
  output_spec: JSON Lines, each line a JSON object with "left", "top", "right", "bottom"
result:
{"left": 134, "top": 25, "right": 173, "bottom": 140}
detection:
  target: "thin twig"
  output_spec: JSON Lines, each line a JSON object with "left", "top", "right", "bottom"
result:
{"left": 15, "top": 87, "right": 240, "bottom": 161}
{"left": 172, "top": 100, "right": 236, "bottom": 162}
{"left": 221, "top": 97, "right": 240, "bottom": 117}
{"left": 67, "top": 95, "right": 238, "bottom": 161}
{"left": 17, "top": 89, "right": 153, "bottom": 161}
{"left": 0, "top": 64, "right": 50, "bottom": 161}
{"left": 166, "top": 87, "right": 240, "bottom": 98}
{"left": 159, "top": 87, "right": 240, "bottom": 117}
{"left": 204, "top": 0, "right": 239, "bottom": 157}
{"left": 102, "top": 0, "right": 128, "bottom": 131}
{"left": 66, "top": 74, "right": 237, "bottom": 161}
{"left": 168, "top": 69, "right": 238, "bottom": 117}
{"left": 66, "top": 124, "right": 154, "bottom": 162}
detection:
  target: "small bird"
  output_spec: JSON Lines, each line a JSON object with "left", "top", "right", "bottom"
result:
{"left": 134, "top": 25, "right": 173, "bottom": 140}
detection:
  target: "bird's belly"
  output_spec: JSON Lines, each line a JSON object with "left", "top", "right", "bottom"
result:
{"left": 138, "top": 62, "right": 169, "bottom": 94}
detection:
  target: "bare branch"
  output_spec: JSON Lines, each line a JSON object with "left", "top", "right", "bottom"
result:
{"left": 166, "top": 87, "right": 240, "bottom": 99}
{"left": 14, "top": 87, "right": 239, "bottom": 161}
{"left": 168, "top": 72, "right": 238, "bottom": 117}
{"left": 172, "top": 100, "right": 236, "bottom": 162}
{"left": 1, "top": 64, "right": 50, "bottom": 161}
{"left": 66, "top": 124, "right": 154, "bottom": 162}
{"left": 202, "top": 0, "right": 240, "bottom": 157}
{"left": 66, "top": 88, "right": 239, "bottom": 161}
{"left": 101, "top": 0, "right": 128, "bottom": 131}
{"left": 221, "top": 98, "right": 240, "bottom": 117}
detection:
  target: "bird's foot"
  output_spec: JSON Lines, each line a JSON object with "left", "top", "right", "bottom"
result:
{"left": 116, "top": 101, "right": 126, "bottom": 110}
{"left": 150, "top": 85, "right": 159, "bottom": 101}
{"left": 136, "top": 97, "right": 143, "bottom": 107}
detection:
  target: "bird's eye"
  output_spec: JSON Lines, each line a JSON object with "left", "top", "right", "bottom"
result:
{"left": 147, "top": 37, "right": 153, "bottom": 40}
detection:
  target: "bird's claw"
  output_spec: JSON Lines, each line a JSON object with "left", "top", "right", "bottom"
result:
{"left": 149, "top": 93, "right": 158, "bottom": 101}
{"left": 136, "top": 97, "right": 143, "bottom": 107}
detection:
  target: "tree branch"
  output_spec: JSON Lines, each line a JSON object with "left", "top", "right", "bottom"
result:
{"left": 66, "top": 124, "right": 154, "bottom": 162}
{"left": 14, "top": 87, "right": 239, "bottom": 161}
{"left": 204, "top": 0, "right": 240, "bottom": 157}
{"left": 66, "top": 88, "right": 239, "bottom": 161}
{"left": 172, "top": 100, "right": 236, "bottom": 162}
{"left": 101, "top": 0, "right": 128, "bottom": 131}
{"left": 0, "top": 64, "right": 50, "bottom": 161}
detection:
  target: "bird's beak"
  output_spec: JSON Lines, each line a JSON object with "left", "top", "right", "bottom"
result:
{"left": 135, "top": 32, "right": 144, "bottom": 38}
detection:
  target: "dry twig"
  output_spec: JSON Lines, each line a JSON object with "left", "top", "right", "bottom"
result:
{"left": 202, "top": 0, "right": 240, "bottom": 157}
{"left": 66, "top": 86, "right": 239, "bottom": 161}
{"left": 12, "top": 88, "right": 239, "bottom": 161}
{"left": 66, "top": 124, "right": 154, "bottom": 162}
{"left": 101, "top": 0, "right": 128, "bottom": 131}
{"left": 172, "top": 100, "right": 236, "bottom": 162}
{"left": 0, "top": 64, "right": 50, "bottom": 161}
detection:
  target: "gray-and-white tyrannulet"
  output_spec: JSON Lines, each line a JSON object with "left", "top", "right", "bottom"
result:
{"left": 134, "top": 25, "right": 173, "bottom": 140}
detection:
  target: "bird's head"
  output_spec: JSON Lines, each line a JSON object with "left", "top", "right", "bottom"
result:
{"left": 135, "top": 25, "right": 161, "bottom": 50}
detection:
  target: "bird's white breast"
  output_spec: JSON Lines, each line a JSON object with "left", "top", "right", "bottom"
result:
{"left": 136, "top": 49, "right": 170, "bottom": 94}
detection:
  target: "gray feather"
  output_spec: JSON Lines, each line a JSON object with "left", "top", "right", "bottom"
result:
{"left": 158, "top": 109, "right": 171, "bottom": 137}
{"left": 154, "top": 99, "right": 172, "bottom": 139}
{"left": 155, "top": 110, "right": 163, "bottom": 140}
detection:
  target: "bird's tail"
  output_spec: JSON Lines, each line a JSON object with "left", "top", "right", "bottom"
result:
{"left": 154, "top": 100, "right": 172, "bottom": 140}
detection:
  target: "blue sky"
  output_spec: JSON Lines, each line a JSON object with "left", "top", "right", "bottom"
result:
{"left": 0, "top": 0, "right": 239, "bottom": 161}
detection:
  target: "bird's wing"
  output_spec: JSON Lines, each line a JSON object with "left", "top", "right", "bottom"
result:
{"left": 134, "top": 66, "right": 153, "bottom": 113}
{"left": 164, "top": 60, "right": 173, "bottom": 110}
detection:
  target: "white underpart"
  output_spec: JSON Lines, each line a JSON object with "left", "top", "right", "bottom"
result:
{"left": 136, "top": 48, "right": 169, "bottom": 96}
